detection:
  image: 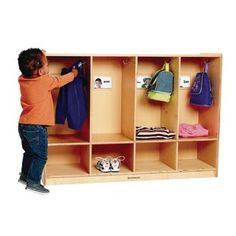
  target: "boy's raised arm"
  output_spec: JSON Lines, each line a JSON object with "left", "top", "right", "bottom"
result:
{"left": 46, "top": 69, "right": 78, "bottom": 90}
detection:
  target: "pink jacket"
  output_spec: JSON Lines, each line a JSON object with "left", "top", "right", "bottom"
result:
{"left": 179, "top": 123, "right": 208, "bottom": 137}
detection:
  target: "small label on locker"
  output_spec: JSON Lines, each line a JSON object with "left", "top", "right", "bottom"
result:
{"left": 180, "top": 75, "right": 191, "bottom": 88}
{"left": 94, "top": 76, "right": 112, "bottom": 89}
{"left": 137, "top": 75, "right": 151, "bottom": 89}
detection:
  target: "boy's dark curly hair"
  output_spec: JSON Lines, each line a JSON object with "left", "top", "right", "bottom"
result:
{"left": 18, "top": 48, "right": 44, "bottom": 77}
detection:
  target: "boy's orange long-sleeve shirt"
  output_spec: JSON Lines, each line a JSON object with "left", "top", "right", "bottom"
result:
{"left": 19, "top": 73, "right": 74, "bottom": 126}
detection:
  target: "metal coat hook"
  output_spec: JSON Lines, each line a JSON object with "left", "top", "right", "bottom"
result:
{"left": 122, "top": 58, "right": 129, "bottom": 65}
{"left": 78, "top": 61, "right": 86, "bottom": 67}
{"left": 203, "top": 60, "right": 210, "bottom": 73}
{"left": 164, "top": 58, "right": 171, "bottom": 63}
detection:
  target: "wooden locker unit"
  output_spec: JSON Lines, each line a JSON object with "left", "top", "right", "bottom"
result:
{"left": 44, "top": 53, "right": 222, "bottom": 185}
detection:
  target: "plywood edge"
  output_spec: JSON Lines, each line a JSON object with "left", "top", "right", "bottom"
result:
{"left": 46, "top": 53, "right": 223, "bottom": 58}
{"left": 45, "top": 170, "right": 217, "bottom": 185}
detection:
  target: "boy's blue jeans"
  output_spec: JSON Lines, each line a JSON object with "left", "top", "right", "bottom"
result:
{"left": 18, "top": 124, "right": 48, "bottom": 184}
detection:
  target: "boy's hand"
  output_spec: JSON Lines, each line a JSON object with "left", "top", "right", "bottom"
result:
{"left": 71, "top": 68, "right": 78, "bottom": 78}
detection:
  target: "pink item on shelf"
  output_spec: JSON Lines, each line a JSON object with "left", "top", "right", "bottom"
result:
{"left": 179, "top": 123, "right": 209, "bottom": 137}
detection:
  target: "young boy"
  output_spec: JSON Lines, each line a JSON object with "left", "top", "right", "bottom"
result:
{"left": 17, "top": 48, "right": 78, "bottom": 194}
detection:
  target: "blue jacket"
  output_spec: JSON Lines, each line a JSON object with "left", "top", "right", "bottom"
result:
{"left": 55, "top": 62, "right": 87, "bottom": 130}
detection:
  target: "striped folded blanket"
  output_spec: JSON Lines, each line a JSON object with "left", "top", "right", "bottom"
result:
{"left": 136, "top": 126, "right": 175, "bottom": 140}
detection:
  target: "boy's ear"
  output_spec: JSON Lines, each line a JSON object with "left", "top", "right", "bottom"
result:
{"left": 38, "top": 68, "right": 44, "bottom": 76}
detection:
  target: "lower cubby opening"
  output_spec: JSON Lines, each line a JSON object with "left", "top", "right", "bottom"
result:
{"left": 91, "top": 144, "right": 134, "bottom": 175}
{"left": 178, "top": 141, "right": 217, "bottom": 171}
{"left": 135, "top": 142, "right": 177, "bottom": 173}
{"left": 92, "top": 133, "right": 133, "bottom": 143}
{"left": 45, "top": 145, "right": 90, "bottom": 181}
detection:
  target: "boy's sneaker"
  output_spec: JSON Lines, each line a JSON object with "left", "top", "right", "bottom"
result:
{"left": 109, "top": 156, "right": 125, "bottom": 172}
{"left": 96, "top": 158, "right": 110, "bottom": 173}
{"left": 25, "top": 183, "right": 50, "bottom": 194}
{"left": 18, "top": 173, "right": 27, "bottom": 185}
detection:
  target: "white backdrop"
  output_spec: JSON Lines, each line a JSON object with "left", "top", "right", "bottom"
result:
{"left": 0, "top": 0, "right": 235, "bottom": 235}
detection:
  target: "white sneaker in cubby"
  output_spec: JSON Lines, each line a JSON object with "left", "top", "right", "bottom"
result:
{"left": 96, "top": 157, "right": 111, "bottom": 173}
{"left": 109, "top": 156, "right": 125, "bottom": 172}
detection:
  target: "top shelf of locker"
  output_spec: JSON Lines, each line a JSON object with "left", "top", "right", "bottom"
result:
{"left": 46, "top": 53, "right": 222, "bottom": 58}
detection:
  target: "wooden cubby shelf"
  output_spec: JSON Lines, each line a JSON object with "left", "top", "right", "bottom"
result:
{"left": 44, "top": 53, "right": 222, "bottom": 185}
{"left": 48, "top": 134, "right": 89, "bottom": 146}
{"left": 178, "top": 136, "right": 218, "bottom": 142}
{"left": 92, "top": 133, "right": 133, "bottom": 144}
